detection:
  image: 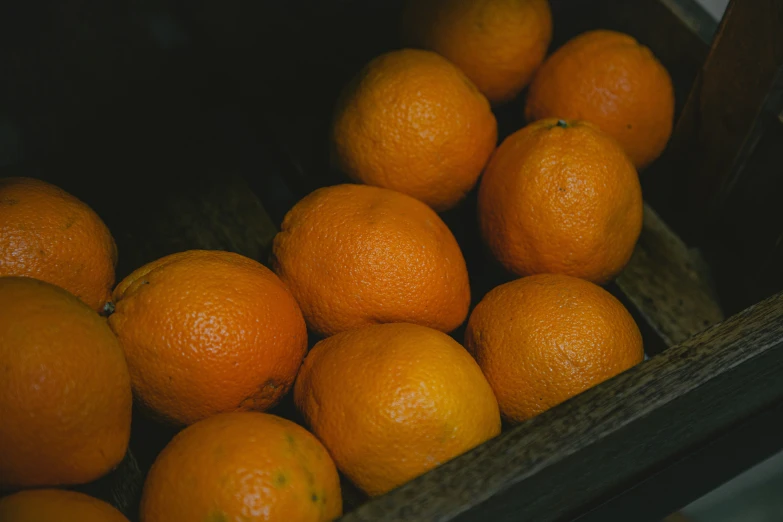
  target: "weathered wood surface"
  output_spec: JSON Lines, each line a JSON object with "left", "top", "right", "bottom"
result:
{"left": 339, "top": 290, "right": 783, "bottom": 522}
{"left": 617, "top": 204, "right": 724, "bottom": 348}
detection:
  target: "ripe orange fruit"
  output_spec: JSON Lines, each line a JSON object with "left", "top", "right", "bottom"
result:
{"left": 0, "top": 489, "right": 129, "bottom": 522}
{"left": 465, "top": 274, "right": 644, "bottom": 423}
{"left": 525, "top": 30, "right": 675, "bottom": 169}
{"left": 330, "top": 49, "right": 497, "bottom": 211}
{"left": 402, "top": 0, "right": 553, "bottom": 104}
{"left": 108, "top": 250, "right": 307, "bottom": 426}
{"left": 0, "top": 177, "right": 117, "bottom": 312}
{"left": 272, "top": 184, "right": 471, "bottom": 337}
{"left": 478, "top": 118, "right": 643, "bottom": 284}
{"left": 140, "top": 412, "right": 342, "bottom": 522}
{"left": 0, "top": 277, "right": 132, "bottom": 489}
{"left": 294, "top": 323, "right": 500, "bottom": 496}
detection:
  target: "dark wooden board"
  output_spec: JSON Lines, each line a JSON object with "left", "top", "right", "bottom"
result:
{"left": 702, "top": 112, "right": 783, "bottom": 316}
{"left": 645, "top": 0, "right": 783, "bottom": 242}
{"left": 339, "top": 290, "right": 783, "bottom": 522}
{"left": 574, "top": 398, "right": 783, "bottom": 522}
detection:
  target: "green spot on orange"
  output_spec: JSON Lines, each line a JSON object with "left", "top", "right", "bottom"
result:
{"left": 206, "top": 510, "right": 228, "bottom": 522}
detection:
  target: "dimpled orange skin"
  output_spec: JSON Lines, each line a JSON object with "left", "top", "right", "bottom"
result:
{"left": 272, "top": 184, "right": 471, "bottom": 338}
{"left": 402, "top": 0, "right": 553, "bottom": 104}
{"left": 108, "top": 250, "right": 307, "bottom": 426}
{"left": 0, "top": 177, "right": 117, "bottom": 312}
{"left": 465, "top": 274, "right": 644, "bottom": 423}
{"left": 0, "top": 277, "right": 132, "bottom": 489}
{"left": 294, "top": 323, "right": 501, "bottom": 496}
{"left": 331, "top": 49, "right": 497, "bottom": 211}
{"left": 478, "top": 118, "right": 643, "bottom": 284}
{"left": 140, "top": 412, "right": 342, "bottom": 522}
{"left": 525, "top": 30, "right": 675, "bottom": 169}
{"left": 0, "top": 489, "right": 130, "bottom": 522}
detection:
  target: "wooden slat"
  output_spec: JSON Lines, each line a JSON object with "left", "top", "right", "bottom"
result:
{"left": 616, "top": 204, "right": 724, "bottom": 348}
{"left": 697, "top": 0, "right": 783, "bottom": 214}
{"left": 339, "top": 290, "right": 783, "bottom": 522}
{"left": 645, "top": 0, "right": 783, "bottom": 240}
{"left": 701, "top": 112, "right": 783, "bottom": 315}
{"left": 574, "top": 399, "right": 783, "bottom": 522}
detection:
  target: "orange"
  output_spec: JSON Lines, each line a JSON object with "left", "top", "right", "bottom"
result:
{"left": 525, "top": 30, "right": 675, "bottom": 169}
{"left": 272, "top": 184, "right": 471, "bottom": 337}
{"left": 465, "top": 274, "right": 644, "bottom": 423}
{"left": 0, "top": 177, "right": 117, "bottom": 312}
{"left": 294, "top": 323, "right": 500, "bottom": 496}
{"left": 478, "top": 118, "right": 643, "bottom": 284}
{"left": 402, "top": 0, "right": 552, "bottom": 104}
{"left": 330, "top": 49, "right": 497, "bottom": 211}
{"left": 0, "top": 277, "right": 132, "bottom": 489}
{"left": 140, "top": 412, "right": 342, "bottom": 522}
{"left": 0, "top": 489, "right": 129, "bottom": 522}
{"left": 108, "top": 250, "right": 307, "bottom": 426}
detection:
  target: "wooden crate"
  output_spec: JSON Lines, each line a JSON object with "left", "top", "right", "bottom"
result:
{"left": 3, "top": 0, "right": 783, "bottom": 520}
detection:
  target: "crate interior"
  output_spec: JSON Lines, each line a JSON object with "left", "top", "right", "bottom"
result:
{"left": 3, "top": 0, "right": 781, "bottom": 520}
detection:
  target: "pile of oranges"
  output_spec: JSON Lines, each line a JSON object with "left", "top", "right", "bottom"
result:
{"left": 0, "top": 1, "right": 675, "bottom": 521}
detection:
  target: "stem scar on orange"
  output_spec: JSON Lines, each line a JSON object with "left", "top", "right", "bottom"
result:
{"left": 525, "top": 29, "right": 675, "bottom": 169}
{"left": 478, "top": 118, "right": 643, "bottom": 284}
